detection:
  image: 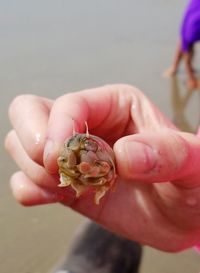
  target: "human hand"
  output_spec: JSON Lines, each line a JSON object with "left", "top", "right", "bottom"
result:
{"left": 5, "top": 84, "right": 200, "bottom": 251}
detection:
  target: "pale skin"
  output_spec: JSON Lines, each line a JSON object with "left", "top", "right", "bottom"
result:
{"left": 5, "top": 84, "right": 200, "bottom": 252}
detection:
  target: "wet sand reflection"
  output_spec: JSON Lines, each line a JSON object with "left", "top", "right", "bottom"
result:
{"left": 170, "top": 76, "right": 200, "bottom": 133}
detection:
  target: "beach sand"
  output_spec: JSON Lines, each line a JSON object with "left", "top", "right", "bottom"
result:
{"left": 1, "top": 0, "right": 200, "bottom": 272}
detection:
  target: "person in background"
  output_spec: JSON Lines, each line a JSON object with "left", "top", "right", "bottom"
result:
{"left": 164, "top": 0, "right": 200, "bottom": 89}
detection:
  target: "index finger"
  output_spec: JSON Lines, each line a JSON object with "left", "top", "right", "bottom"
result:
{"left": 43, "top": 84, "right": 133, "bottom": 173}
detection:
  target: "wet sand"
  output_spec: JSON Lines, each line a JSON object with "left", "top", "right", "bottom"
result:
{"left": 1, "top": 0, "right": 200, "bottom": 272}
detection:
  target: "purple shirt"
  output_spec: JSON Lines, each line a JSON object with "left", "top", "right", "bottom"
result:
{"left": 181, "top": 0, "right": 200, "bottom": 52}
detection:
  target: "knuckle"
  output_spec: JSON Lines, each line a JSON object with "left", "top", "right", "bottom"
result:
{"left": 107, "top": 83, "right": 136, "bottom": 91}
{"left": 171, "top": 133, "right": 190, "bottom": 173}
{"left": 9, "top": 94, "right": 37, "bottom": 119}
{"left": 156, "top": 131, "right": 190, "bottom": 178}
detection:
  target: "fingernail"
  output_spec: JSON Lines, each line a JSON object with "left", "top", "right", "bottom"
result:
{"left": 43, "top": 140, "right": 60, "bottom": 173}
{"left": 124, "top": 141, "right": 157, "bottom": 174}
{"left": 44, "top": 139, "right": 54, "bottom": 163}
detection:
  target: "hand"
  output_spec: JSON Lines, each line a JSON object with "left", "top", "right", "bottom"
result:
{"left": 5, "top": 84, "right": 200, "bottom": 251}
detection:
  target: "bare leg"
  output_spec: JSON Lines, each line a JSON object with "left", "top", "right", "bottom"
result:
{"left": 163, "top": 39, "right": 183, "bottom": 77}
{"left": 183, "top": 48, "right": 198, "bottom": 89}
{"left": 190, "top": 47, "right": 195, "bottom": 64}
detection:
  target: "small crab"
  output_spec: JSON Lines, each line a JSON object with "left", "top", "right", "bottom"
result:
{"left": 57, "top": 122, "right": 116, "bottom": 205}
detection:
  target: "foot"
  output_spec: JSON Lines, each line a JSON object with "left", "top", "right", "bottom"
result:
{"left": 162, "top": 67, "right": 177, "bottom": 78}
{"left": 187, "top": 78, "right": 198, "bottom": 90}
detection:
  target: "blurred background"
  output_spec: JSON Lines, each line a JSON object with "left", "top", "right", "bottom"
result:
{"left": 1, "top": 0, "right": 200, "bottom": 272}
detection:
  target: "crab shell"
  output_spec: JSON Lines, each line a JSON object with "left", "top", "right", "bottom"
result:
{"left": 57, "top": 133, "right": 116, "bottom": 204}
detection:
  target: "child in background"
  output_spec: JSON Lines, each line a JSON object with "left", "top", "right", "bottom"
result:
{"left": 164, "top": 0, "right": 200, "bottom": 89}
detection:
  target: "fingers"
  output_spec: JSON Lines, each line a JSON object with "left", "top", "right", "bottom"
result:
{"left": 5, "top": 130, "right": 57, "bottom": 189}
{"left": 10, "top": 172, "right": 60, "bottom": 206}
{"left": 9, "top": 95, "right": 53, "bottom": 165}
{"left": 43, "top": 84, "right": 133, "bottom": 173}
{"left": 46, "top": 85, "right": 131, "bottom": 141}
{"left": 5, "top": 130, "right": 77, "bottom": 205}
{"left": 43, "top": 84, "right": 178, "bottom": 174}
{"left": 129, "top": 92, "right": 177, "bottom": 132}
{"left": 114, "top": 129, "right": 200, "bottom": 187}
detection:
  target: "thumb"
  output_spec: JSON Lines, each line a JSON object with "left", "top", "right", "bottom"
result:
{"left": 114, "top": 129, "right": 200, "bottom": 187}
